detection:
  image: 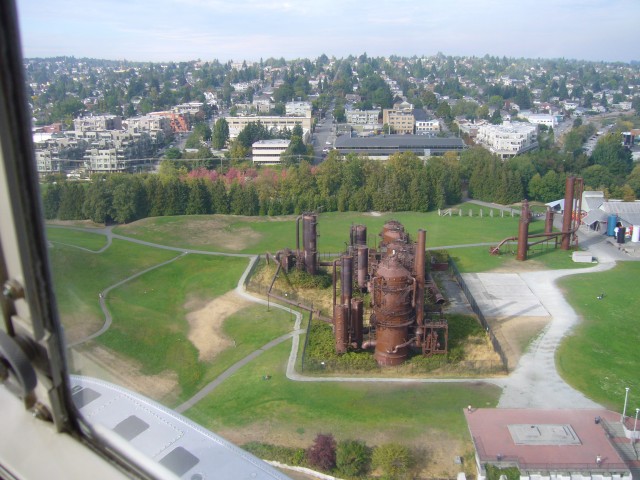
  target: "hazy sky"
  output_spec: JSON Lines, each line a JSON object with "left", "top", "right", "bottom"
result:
{"left": 16, "top": 0, "right": 640, "bottom": 63}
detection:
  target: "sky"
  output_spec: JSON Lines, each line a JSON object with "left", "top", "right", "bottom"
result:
{"left": 16, "top": 0, "right": 640, "bottom": 63}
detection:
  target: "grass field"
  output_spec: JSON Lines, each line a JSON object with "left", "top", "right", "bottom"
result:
{"left": 186, "top": 341, "right": 500, "bottom": 462}
{"left": 113, "top": 209, "right": 547, "bottom": 254}
{"left": 47, "top": 226, "right": 108, "bottom": 251}
{"left": 557, "top": 262, "right": 640, "bottom": 410}
{"left": 49, "top": 238, "right": 178, "bottom": 340}
{"left": 46, "top": 212, "right": 635, "bottom": 475}
{"left": 449, "top": 244, "right": 594, "bottom": 273}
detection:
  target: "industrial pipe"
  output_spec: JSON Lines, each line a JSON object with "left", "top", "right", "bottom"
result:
{"left": 295, "top": 215, "right": 301, "bottom": 255}
{"left": 357, "top": 245, "right": 368, "bottom": 291}
{"left": 544, "top": 207, "right": 554, "bottom": 234}
{"left": 361, "top": 340, "right": 377, "bottom": 349}
{"left": 388, "top": 337, "right": 417, "bottom": 354}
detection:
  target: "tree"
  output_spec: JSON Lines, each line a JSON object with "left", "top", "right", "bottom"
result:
{"left": 372, "top": 443, "right": 414, "bottom": 480}
{"left": 336, "top": 440, "right": 371, "bottom": 478}
{"left": 42, "top": 183, "right": 61, "bottom": 219}
{"left": 212, "top": 118, "right": 230, "bottom": 149}
{"left": 591, "top": 133, "right": 633, "bottom": 178}
{"left": 306, "top": 434, "right": 336, "bottom": 472}
{"left": 83, "top": 179, "right": 112, "bottom": 223}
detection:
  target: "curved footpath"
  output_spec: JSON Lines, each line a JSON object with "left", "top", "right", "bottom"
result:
{"left": 52, "top": 222, "right": 636, "bottom": 412}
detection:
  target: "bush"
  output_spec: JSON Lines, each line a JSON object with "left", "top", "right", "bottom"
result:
{"left": 242, "top": 442, "right": 306, "bottom": 466}
{"left": 306, "top": 433, "right": 337, "bottom": 472}
{"left": 336, "top": 439, "right": 371, "bottom": 478}
{"left": 372, "top": 443, "right": 414, "bottom": 480}
{"left": 288, "top": 269, "right": 332, "bottom": 289}
{"left": 485, "top": 464, "right": 521, "bottom": 480}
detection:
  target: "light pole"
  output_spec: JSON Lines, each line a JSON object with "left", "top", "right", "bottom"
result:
{"left": 622, "top": 387, "right": 630, "bottom": 422}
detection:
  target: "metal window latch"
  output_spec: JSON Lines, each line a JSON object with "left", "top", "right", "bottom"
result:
{"left": 0, "top": 329, "right": 37, "bottom": 404}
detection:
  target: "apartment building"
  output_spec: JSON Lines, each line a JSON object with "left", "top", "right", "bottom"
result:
{"left": 476, "top": 122, "right": 538, "bottom": 159}
{"left": 74, "top": 115, "right": 122, "bottom": 132}
{"left": 225, "top": 115, "right": 312, "bottom": 140}
{"left": 252, "top": 139, "right": 290, "bottom": 165}
{"left": 285, "top": 101, "right": 312, "bottom": 117}
{"left": 346, "top": 109, "right": 380, "bottom": 126}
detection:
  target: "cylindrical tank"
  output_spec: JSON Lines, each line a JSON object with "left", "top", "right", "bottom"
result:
{"left": 372, "top": 255, "right": 415, "bottom": 366}
{"left": 632, "top": 226, "right": 640, "bottom": 243}
{"left": 381, "top": 220, "right": 406, "bottom": 246}
{"left": 355, "top": 225, "right": 367, "bottom": 246}
{"left": 303, "top": 213, "right": 317, "bottom": 275}
{"left": 341, "top": 255, "right": 353, "bottom": 305}
{"left": 607, "top": 215, "right": 618, "bottom": 236}
{"left": 334, "top": 304, "right": 348, "bottom": 354}
{"left": 357, "top": 246, "right": 369, "bottom": 291}
{"left": 516, "top": 200, "right": 530, "bottom": 261}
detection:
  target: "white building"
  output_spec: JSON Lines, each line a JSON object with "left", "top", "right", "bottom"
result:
{"left": 476, "top": 122, "right": 538, "bottom": 159}
{"left": 345, "top": 109, "right": 380, "bottom": 126}
{"left": 226, "top": 115, "right": 312, "bottom": 140}
{"left": 252, "top": 139, "right": 290, "bottom": 165}
{"left": 519, "top": 113, "right": 557, "bottom": 128}
{"left": 74, "top": 115, "right": 122, "bottom": 132}
{"left": 285, "top": 101, "right": 312, "bottom": 117}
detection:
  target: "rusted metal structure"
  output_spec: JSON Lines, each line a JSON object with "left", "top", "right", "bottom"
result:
{"left": 516, "top": 200, "right": 531, "bottom": 261}
{"left": 370, "top": 255, "right": 416, "bottom": 366}
{"left": 331, "top": 221, "right": 449, "bottom": 366}
{"left": 491, "top": 177, "right": 584, "bottom": 258}
{"left": 301, "top": 213, "right": 318, "bottom": 274}
{"left": 350, "top": 224, "right": 367, "bottom": 247}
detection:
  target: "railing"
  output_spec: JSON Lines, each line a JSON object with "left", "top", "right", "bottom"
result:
{"left": 448, "top": 257, "right": 509, "bottom": 373}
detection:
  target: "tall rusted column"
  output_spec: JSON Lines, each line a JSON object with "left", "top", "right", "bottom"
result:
{"left": 414, "top": 229, "right": 426, "bottom": 326}
{"left": 351, "top": 298, "right": 363, "bottom": 348}
{"left": 355, "top": 225, "right": 367, "bottom": 245}
{"left": 561, "top": 177, "right": 575, "bottom": 250}
{"left": 340, "top": 255, "right": 353, "bottom": 305}
{"left": 544, "top": 207, "right": 554, "bottom": 234}
{"left": 303, "top": 213, "right": 318, "bottom": 274}
{"left": 334, "top": 304, "right": 347, "bottom": 354}
{"left": 357, "top": 245, "right": 369, "bottom": 291}
{"left": 516, "top": 200, "right": 530, "bottom": 261}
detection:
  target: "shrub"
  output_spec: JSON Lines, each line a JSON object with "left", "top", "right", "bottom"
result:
{"left": 372, "top": 443, "right": 414, "bottom": 480}
{"left": 306, "top": 433, "right": 337, "bottom": 472}
{"left": 242, "top": 442, "right": 306, "bottom": 466}
{"left": 336, "top": 439, "right": 371, "bottom": 478}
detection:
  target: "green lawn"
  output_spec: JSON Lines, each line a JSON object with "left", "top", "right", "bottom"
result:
{"left": 98, "top": 254, "right": 252, "bottom": 402}
{"left": 49, "top": 239, "right": 178, "bottom": 337}
{"left": 450, "top": 245, "right": 594, "bottom": 273}
{"left": 557, "top": 262, "right": 640, "bottom": 410}
{"left": 47, "top": 226, "right": 108, "bottom": 251}
{"left": 186, "top": 341, "right": 500, "bottom": 444}
{"left": 114, "top": 210, "right": 545, "bottom": 254}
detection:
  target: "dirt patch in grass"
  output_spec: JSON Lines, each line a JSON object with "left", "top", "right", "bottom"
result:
{"left": 69, "top": 344, "right": 180, "bottom": 404}
{"left": 490, "top": 258, "right": 549, "bottom": 273}
{"left": 488, "top": 315, "right": 550, "bottom": 368}
{"left": 121, "top": 217, "right": 263, "bottom": 251}
{"left": 185, "top": 291, "right": 251, "bottom": 362}
{"left": 60, "top": 310, "right": 103, "bottom": 345}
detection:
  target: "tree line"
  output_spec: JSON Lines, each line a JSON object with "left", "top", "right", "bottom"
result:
{"left": 41, "top": 151, "right": 462, "bottom": 224}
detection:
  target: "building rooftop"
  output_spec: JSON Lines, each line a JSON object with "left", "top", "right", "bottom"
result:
{"left": 466, "top": 408, "right": 629, "bottom": 472}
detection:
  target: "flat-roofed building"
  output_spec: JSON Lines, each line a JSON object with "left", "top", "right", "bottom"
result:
{"left": 334, "top": 134, "right": 466, "bottom": 160}
{"left": 285, "top": 101, "right": 312, "bottom": 117}
{"left": 74, "top": 115, "right": 123, "bottom": 132}
{"left": 382, "top": 108, "right": 415, "bottom": 134}
{"left": 476, "top": 122, "right": 538, "bottom": 159}
{"left": 252, "top": 139, "right": 290, "bottom": 165}
{"left": 346, "top": 109, "right": 380, "bottom": 126}
{"left": 465, "top": 408, "right": 633, "bottom": 480}
{"left": 226, "top": 115, "right": 312, "bottom": 140}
